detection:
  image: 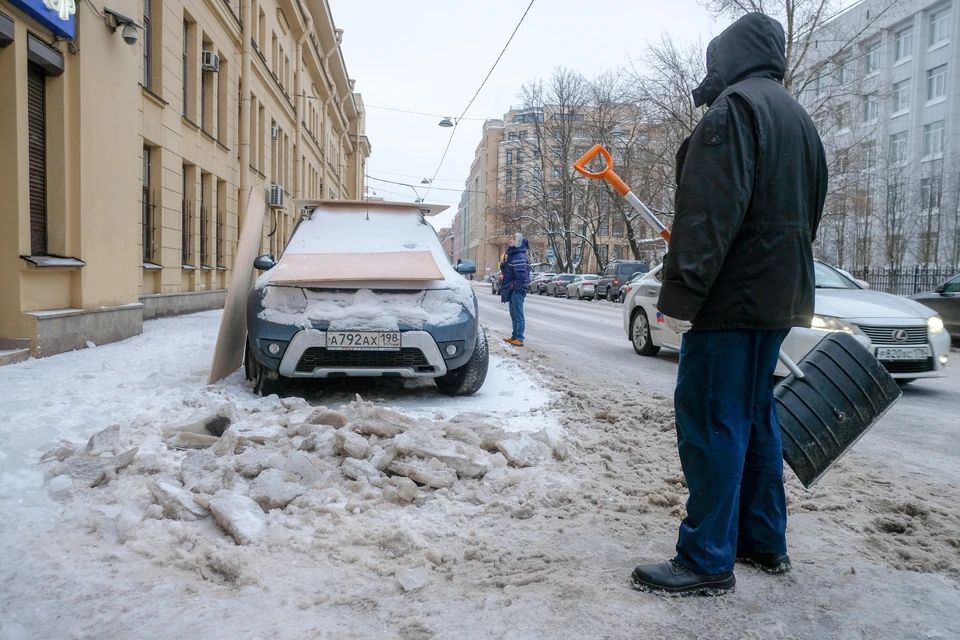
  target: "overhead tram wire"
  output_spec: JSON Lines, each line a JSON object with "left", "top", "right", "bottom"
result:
{"left": 365, "top": 174, "right": 484, "bottom": 195}
{"left": 421, "top": 0, "right": 537, "bottom": 201}
{"left": 364, "top": 105, "right": 486, "bottom": 121}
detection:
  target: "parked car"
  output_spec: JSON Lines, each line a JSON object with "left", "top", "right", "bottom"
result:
{"left": 616, "top": 271, "right": 647, "bottom": 303}
{"left": 567, "top": 274, "right": 600, "bottom": 300}
{"left": 597, "top": 260, "right": 649, "bottom": 301}
{"left": 246, "top": 199, "right": 488, "bottom": 397}
{"left": 911, "top": 273, "right": 960, "bottom": 344}
{"left": 535, "top": 274, "right": 556, "bottom": 295}
{"left": 491, "top": 271, "right": 503, "bottom": 295}
{"left": 546, "top": 274, "right": 578, "bottom": 297}
{"left": 622, "top": 261, "right": 951, "bottom": 383}
{"left": 528, "top": 273, "right": 544, "bottom": 294}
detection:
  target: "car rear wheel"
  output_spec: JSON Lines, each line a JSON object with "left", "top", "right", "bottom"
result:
{"left": 631, "top": 309, "right": 660, "bottom": 356}
{"left": 575, "top": 289, "right": 582, "bottom": 300}
{"left": 436, "top": 330, "right": 489, "bottom": 396}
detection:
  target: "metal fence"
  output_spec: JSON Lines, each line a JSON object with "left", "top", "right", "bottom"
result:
{"left": 852, "top": 266, "right": 957, "bottom": 296}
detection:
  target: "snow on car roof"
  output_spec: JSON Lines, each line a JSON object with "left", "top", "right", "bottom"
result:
{"left": 293, "top": 198, "right": 449, "bottom": 217}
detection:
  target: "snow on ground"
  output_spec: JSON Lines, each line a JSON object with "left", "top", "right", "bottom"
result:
{"left": 1, "top": 310, "right": 959, "bottom": 639}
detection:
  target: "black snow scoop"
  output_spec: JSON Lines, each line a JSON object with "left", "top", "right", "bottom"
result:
{"left": 574, "top": 144, "right": 902, "bottom": 488}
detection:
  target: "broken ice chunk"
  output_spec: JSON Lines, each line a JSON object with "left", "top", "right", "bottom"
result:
{"left": 495, "top": 433, "right": 549, "bottom": 468}
{"left": 395, "top": 566, "right": 430, "bottom": 592}
{"left": 334, "top": 429, "right": 370, "bottom": 459}
{"left": 210, "top": 490, "right": 267, "bottom": 545}
{"left": 148, "top": 480, "right": 210, "bottom": 521}
{"left": 248, "top": 469, "right": 305, "bottom": 510}
{"left": 85, "top": 425, "right": 120, "bottom": 456}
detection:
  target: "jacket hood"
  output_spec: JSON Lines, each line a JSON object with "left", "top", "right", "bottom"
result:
{"left": 692, "top": 13, "right": 786, "bottom": 108}
{"left": 506, "top": 238, "right": 529, "bottom": 254}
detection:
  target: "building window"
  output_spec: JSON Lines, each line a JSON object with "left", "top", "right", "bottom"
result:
{"left": 927, "top": 64, "right": 947, "bottom": 101}
{"left": 835, "top": 149, "right": 850, "bottom": 174}
{"left": 143, "top": 0, "right": 152, "bottom": 90}
{"left": 599, "top": 215, "right": 609, "bottom": 237}
{"left": 27, "top": 62, "right": 47, "bottom": 256}
{"left": 929, "top": 8, "right": 951, "bottom": 46}
{"left": 836, "top": 57, "right": 849, "bottom": 85}
{"left": 862, "top": 92, "right": 878, "bottom": 122}
{"left": 889, "top": 131, "right": 909, "bottom": 164}
{"left": 598, "top": 244, "right": 609, "bottom": 263}
{"left": 921, "top": 176, "right": 942, "bottom": 211}
{"left": 142, "top": 146, "right": 154, "bottom": 263}
{"left": 217, "top": 180, "right": 226, "bottom": 267}
{"left": 217, "top": 58, "right": 228, "bottom": 140}
{"left": 519, "top": 130, "right": 528, "bottom": 140}
{"left": 506, "top": 150, "right": 513, "bottom": 165}
{"left": 552, "top": 167, "right": 561, "bottom": 179}
{"left": 182, "top": 20, "right": 189, "bottom": 116}
{"left": 576, "top": 129, "right": 585, "bottom": 139}
{"left": 505, "top": 168, "right": 512, "bottom": 183}
{"left": 918, "top": 231, "right": 939, "bottom": 264}
{"left": 813, "top": 72, "right": 827, "bottom": 98}
{"left": 923, "top": 120, "right": 945, "bottom": 157}
{"left": 861, "top": 139, "right": 877, "bottom": 169}
{"left": 892, "top": 79, "right": 911, "bottom": 113}
{"left": 551, "top": 187, "right": 560, "bottom": 198}
{"left": 614, "top": 244, "right": 624, "bottom": 260}
{"left": 573, "top": 246, "right": 582, "bottom": 261}
{"left": 836, "top": 102, "right": 850, "bottom": 130}
{"left": 552, "top": 146, "right": 561, "bottom": 159}
{"left": 505, "top": 188, "right": 513, "bottom": 200}
{"left": 200, "top": 173, "right": 210, "bottom": 266}
{"left": 508, "top": 132, "right": 516, "bottom": 140}
{"left": 813, "top": 110, "right": 828, "bottom": 133}
{"left": 258, "top": 8, "right": 266, "bottom": 49}
{"left": 864, "top": 41, "right": 880, "bottom": 74}
{"left": 201, "top": 38, "right": 213, "bottom": 132}
{"left": 182, "top": 165, "right": 192, "bottom": 265}
{"left": 552, "top": 127, "right": 562, "bottom": 140}
{"left": 894, "top": 27, "right": 913, "bottom": 62}
{"left": 516, "top": 149, "right": 523, "bottom": 164}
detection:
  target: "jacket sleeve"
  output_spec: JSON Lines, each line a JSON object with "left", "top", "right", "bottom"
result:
{"left": 658, "top": 94, "right": 757, "bottom": 321}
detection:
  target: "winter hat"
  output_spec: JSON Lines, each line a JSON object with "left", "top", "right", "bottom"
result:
{"left": 514, "top": 233, "right": 524, "bottom": 248}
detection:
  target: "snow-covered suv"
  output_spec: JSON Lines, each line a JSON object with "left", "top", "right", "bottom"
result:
{"left": 245, "top": 200, "right": 488, "bottom": 396}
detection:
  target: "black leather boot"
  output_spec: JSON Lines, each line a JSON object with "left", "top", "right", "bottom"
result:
{"left": 631, "top": 560, "right": 735, "bottom": 596}
{"left": 737, "top": 551, "right": 791, "bottom": 574}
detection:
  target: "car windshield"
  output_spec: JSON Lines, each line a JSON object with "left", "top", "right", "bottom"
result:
{"left": 815, "top": 262, "right": 860, "bottom": 289}
{"left": 558, "top": 275, "right": 576, "bottom": 282}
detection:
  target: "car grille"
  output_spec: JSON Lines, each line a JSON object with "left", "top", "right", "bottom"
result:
{"left": 295, "top": 347, "right": 433, "bottom": 373}
{"left": 858, "top": 325, "right": 928, "bottom": 346}
{"left": 882, "top": 358, "right": 935, "bottom": 374}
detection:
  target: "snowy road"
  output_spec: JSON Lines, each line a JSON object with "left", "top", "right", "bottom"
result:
{"left": 1, "top": 305, "right": 958, "bottom": 639}
{"left": 475, "top": 283, "right": 960, "bottom": 484}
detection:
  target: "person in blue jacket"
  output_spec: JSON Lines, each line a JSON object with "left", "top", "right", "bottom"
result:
{"left": 500, "top": 233, "right": 530, "bottom": 346}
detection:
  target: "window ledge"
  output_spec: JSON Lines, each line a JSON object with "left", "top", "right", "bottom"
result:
{"left": 182, "top": 115, "right": 200, "bottom": 131}
{"left": 922, "top": 154, "right": 944, "bottom": 162}
{"left": 861, "top": 119, "right": 879, "bottom": 127}
{"left": 893, "top": 56, "right": 913, "bottom": 67}
{"left": 891, "top": 109, "right": 910, "bottom": 119}
{"left": 142, "top": 262, "right": 163, "bottom": 270}
{"left": 216, "top": 139, "right": 230, "bottom": 152}
{"left": 201, "top": 128, "right": 217, "bottom": 143}
{"left": 216, "top": 266, "right": 227, "bottom": 270}
{"left": 925, "top": 97, "right": 947, "bottom": 107}
{"left": 182, "top": 264, "right": 197, "bottom": 270}
{"left": 200, "top": 265, "right": 215, "bottom": 270}
{"left": 928, "top": 40, "right": 950, "bottom": 53}
{"left": 141, "top": 85, "right": 167, "bottom": 107}
{"left": 20, "top": 255, "right": 86, "bottom": 268}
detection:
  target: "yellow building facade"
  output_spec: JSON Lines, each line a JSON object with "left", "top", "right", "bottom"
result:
{"left": 0, "top": 0, "right": 370, "bottom": 363}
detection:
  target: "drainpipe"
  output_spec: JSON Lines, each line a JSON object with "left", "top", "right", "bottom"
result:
{"left": 238, "top": 0, "right": 253, "bottom": 223}
{"left": 322, "top": 29, "right": 343, "bottom": 76}
{"left": 293, "top": 8, "right": 314, "bottom": 201}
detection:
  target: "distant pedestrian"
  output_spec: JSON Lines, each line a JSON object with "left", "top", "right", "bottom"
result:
{"left": 500, "top": 233, "right": 530, "bottom": 347}
{"left": 630, "top": 13, "right": 827, "bottom": 596}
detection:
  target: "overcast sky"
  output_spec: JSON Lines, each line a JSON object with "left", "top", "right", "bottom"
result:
{"left": 334, "top": 0, "right": 721, "bottom": 229}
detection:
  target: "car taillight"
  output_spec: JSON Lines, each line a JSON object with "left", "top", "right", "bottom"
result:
{"left": 626, "top": 286, "right": 633, "bottom": 294}
{"left": 613, "top": 278, "right": 619, "bottom": 286}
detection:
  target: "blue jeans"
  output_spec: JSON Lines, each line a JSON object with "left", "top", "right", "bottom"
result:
{"left": 673, "top": 329, "right": 789, "bottom": 575}
{"left": 508, "top": 289, "right": 526, "bottom": 342}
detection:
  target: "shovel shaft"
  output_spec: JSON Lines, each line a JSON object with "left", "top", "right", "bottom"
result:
{"left": 573, "top": 143, "right": 806, "bottom": 380}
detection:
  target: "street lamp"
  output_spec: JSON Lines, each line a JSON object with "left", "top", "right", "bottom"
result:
{"left": 438, "top": 117, "right": 455, "bottom": 128}
{"left": 421, "top": 178, "right": 431, "bottom": 184}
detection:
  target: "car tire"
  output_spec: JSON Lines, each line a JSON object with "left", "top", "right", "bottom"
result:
{"left": 575, "top": 290, "right": 581, "bottom": 300}
{"left": 896, "top": 378, "right": 916, "bottom": 386}
{"left": 246, "top": 342, "right": 287, "bottom": 396}
{"left": 436, "top": 329, "right": 489, "bottom": 396}
{"left": 631, "top": 309, "right": 660, "bottom": 357}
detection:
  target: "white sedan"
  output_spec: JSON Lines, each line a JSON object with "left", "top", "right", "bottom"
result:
{"left": 567, "top": 275, "right": 600, "bottom": 300}
{"left": 622, "top": 261, "right": 951, "bottom": 382}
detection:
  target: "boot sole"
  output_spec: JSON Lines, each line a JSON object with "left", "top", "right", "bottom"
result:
{"left": 736, "top": 557, "right": 792, "bottom": 574}
{"left": 631, "top": 574, "right": 735, "bottom": 597}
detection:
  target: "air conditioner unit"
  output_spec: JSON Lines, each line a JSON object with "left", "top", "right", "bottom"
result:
{"left": 201, "top": 51, "right": 220, "bottom": 73}
{"left": 269, "top": 184, "right": 285, "bottom": 208}
{"left": 270, "top": 126, "right": 279, "bottom": 140}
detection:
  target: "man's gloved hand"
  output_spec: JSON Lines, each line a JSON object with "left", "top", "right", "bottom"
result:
{"left": 663, "top": 315, "right": 693, "bottom": 333}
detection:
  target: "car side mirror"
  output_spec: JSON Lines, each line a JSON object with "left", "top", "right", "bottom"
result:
{"left": 936, "top": 285, "right": 945, "bottom": 295}
{"left": 254, "top": 254, "right": 276, "bottom": 271}
{"left": 455, "top": 259, "right": 477, "bottom": 275}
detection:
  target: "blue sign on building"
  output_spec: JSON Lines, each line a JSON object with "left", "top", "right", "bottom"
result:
{"left": 9, "top": 0, "right": 76, "bottom": 39}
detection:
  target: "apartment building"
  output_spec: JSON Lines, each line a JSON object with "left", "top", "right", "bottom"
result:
{"left": 0, "top": 0, "right": 369, "bottom": 361}
{"left": 459, "top": 118, "right": 504, "bottom": 276}
{"left": 801, "top": 0, "right": 960, "bottom": 269}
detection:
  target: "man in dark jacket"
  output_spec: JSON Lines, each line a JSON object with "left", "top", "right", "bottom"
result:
{"left": 631, "top": 13, "right": 827, "bottom": 596}
{"left": 500, "top": 233, "right": 530, "bottom": 346}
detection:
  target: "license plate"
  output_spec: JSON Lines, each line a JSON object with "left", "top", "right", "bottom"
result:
{"left": 326, "top": 331, "right": 401, "bottom": 351}
{"left": 876, "top": 346, "right": 930, "bottom": 361}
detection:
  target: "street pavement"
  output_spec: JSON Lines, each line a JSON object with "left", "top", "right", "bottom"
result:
{"left": 474, "top": 282, "right": 960, "bottom": 484}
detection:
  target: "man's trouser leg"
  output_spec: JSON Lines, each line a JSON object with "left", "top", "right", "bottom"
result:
{"left": 507, "top": 290, "right": 516, "bottom": 339}
{"left": 673, "top": 329, "right": 788, "bottom": 575}
{"left": 738, "top": 329, "right": 789, "bottom": 556}
{"left": 509, "top": 291, "right": 525, "bottom": 342}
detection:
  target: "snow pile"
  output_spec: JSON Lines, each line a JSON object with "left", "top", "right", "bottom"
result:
{"left": 259, "top": 287, "right": 470, "bottom": 331}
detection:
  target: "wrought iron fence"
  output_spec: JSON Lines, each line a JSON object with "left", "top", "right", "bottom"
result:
{"left": 852, "top": 266, "right": 958, "bottom": 296}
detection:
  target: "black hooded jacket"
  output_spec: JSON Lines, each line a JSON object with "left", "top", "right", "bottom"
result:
{"left": 658, "top": 13, "right": 828, "bottom": 330}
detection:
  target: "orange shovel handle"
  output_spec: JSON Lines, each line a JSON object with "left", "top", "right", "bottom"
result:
{"left": 573, "top": 144, "right": 631, "bottom": 197}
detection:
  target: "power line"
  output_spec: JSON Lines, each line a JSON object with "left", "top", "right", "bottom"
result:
{"left": 365, "top": 104, "right": 486, "bottom": 121}
{"left": 423, "top": 0, "right": 537, "bottom": 200}
{"left": 367, "top": 169, "right": 464, "bottom": 184}
{"left": 366, "top": 174, "right": 483, "bottom": 195}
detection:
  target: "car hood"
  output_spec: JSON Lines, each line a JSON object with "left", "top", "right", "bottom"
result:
{"left": 816, "top": 289, "right": 937, "bottom": 320}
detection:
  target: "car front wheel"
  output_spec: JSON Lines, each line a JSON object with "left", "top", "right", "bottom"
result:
{"left": 436, "top": 330, "right": 489, "bottom": 396}
{"left": 631, "top": 309, "right": 660, "bottom": 356}
{"left": 246, "top": 341, "right": 287, "bottom": 396}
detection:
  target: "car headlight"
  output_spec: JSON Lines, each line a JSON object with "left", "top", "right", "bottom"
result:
{"left": 810, "top": 315, "right": 856, "bottom": 334}
{"left": 927, "top": 315, "right": 944, "bottom": 335}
